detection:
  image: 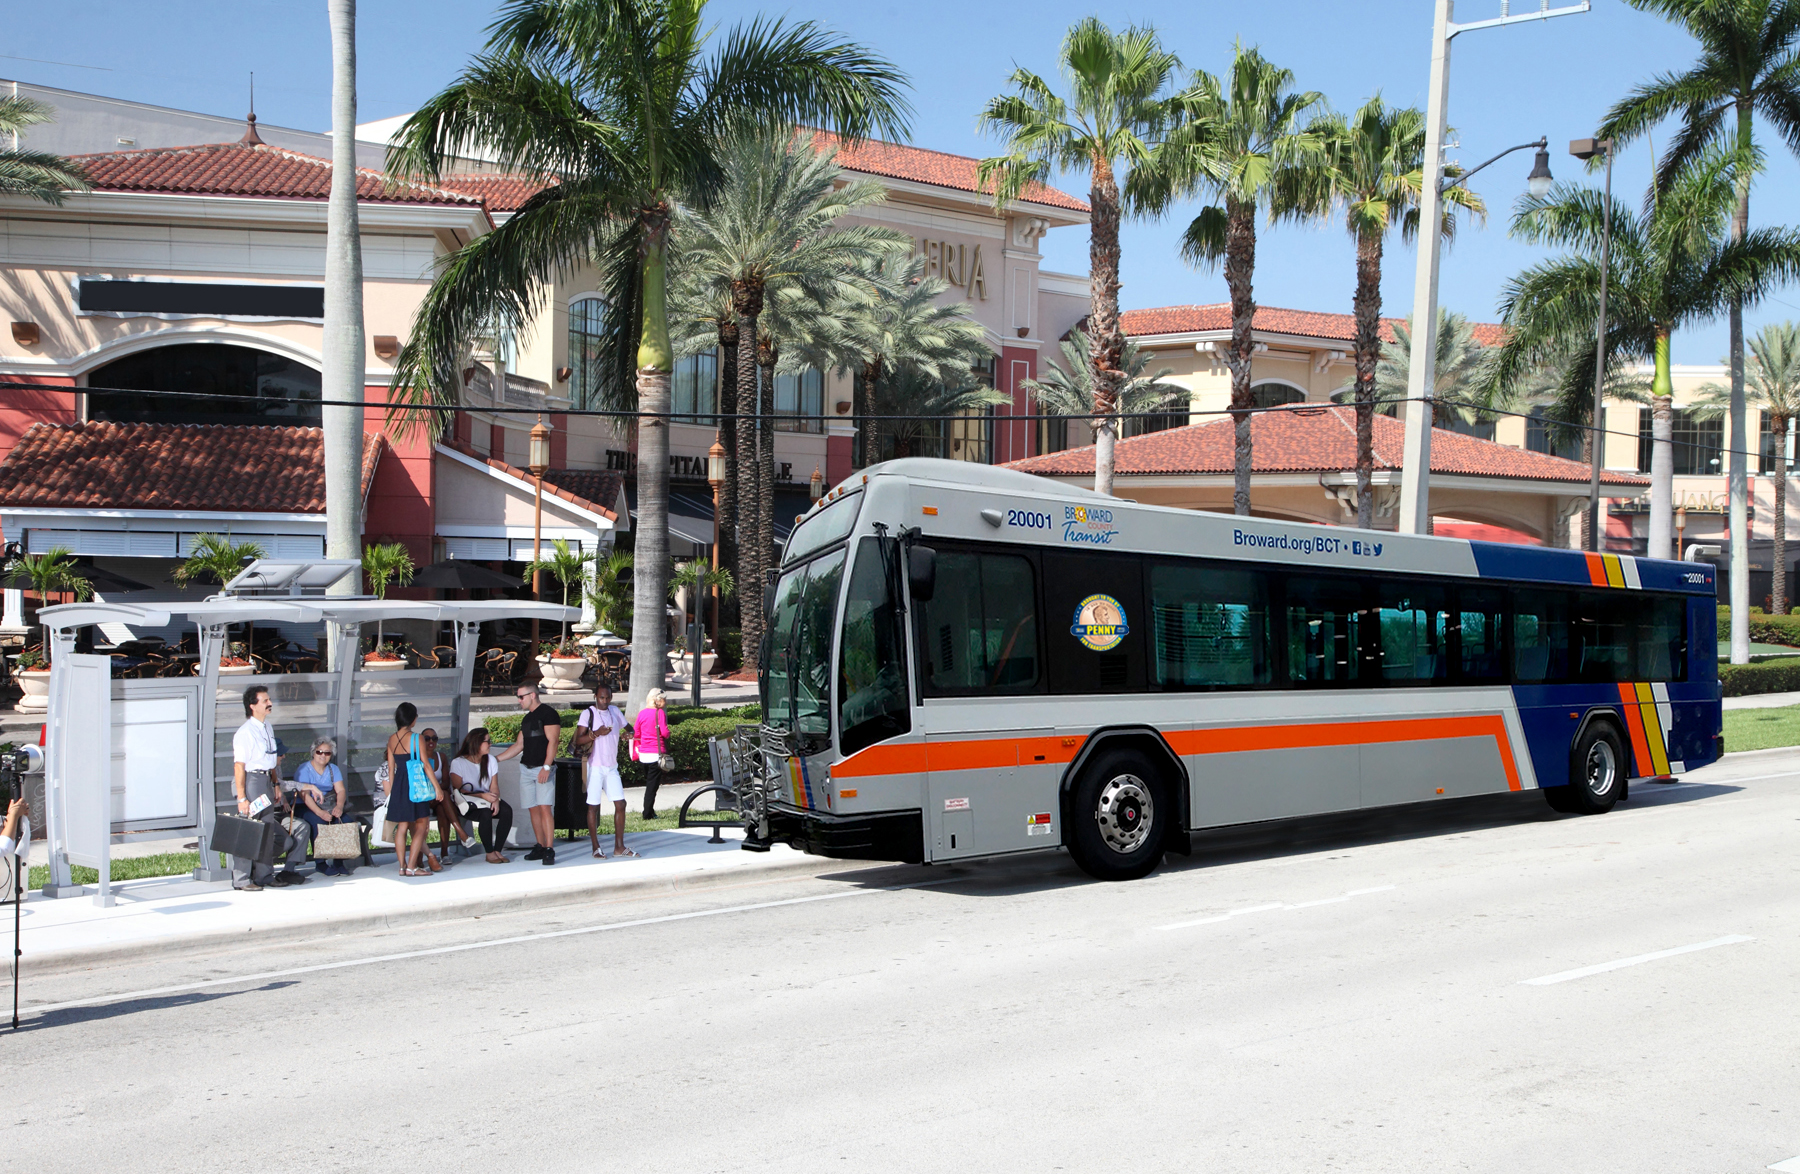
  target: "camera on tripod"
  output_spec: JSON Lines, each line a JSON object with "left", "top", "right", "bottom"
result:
{"left": 0, "top": 745, "right": 43, "bottom": 804}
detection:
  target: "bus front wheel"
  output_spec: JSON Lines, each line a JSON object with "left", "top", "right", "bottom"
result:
{"left": 1066, "top": 749, "right": 1167, "bottom": 882}
{"left": 1555, "top": 723, "right": 1625, "bottom": 815}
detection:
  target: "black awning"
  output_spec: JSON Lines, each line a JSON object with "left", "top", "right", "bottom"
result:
{"left": 624, "top": 484, "right": 816, "bottom": 544}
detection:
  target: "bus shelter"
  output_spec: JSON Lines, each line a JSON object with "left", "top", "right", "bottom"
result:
{"left": 33, "top": 560, "right": 577, "bottom": 904}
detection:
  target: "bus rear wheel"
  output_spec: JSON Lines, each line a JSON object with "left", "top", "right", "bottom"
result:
{"left": 1066, "top": 749, "right": 1167, "bottom": 882}
{"left": 1558, "top": 722, "right": 1625, "bottom": 815}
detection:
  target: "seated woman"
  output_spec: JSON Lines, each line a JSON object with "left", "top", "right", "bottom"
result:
{"left": 295, "top": 737, "right": 349, "bottom": 877}
{"left": 449, "top": 728, "right": 513, "bottom": 863}
{"left": 419, "top": 728, "right": 481, "bottom": 864}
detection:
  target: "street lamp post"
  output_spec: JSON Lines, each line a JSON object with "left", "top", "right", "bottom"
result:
{"left": 1572, "top": 136, "right": 1616, "bottom": 552}
{"left": 1398, "top": 0, "right": 1591, "bottom": 536}
{"left": 707, "top": 436, "right": 726, "bottom": 646}
{"left": 528, "top": 418, "right": 551, "bottom": 658}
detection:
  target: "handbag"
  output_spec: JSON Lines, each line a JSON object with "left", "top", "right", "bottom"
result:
{"left": 312, "top": 821, "right": 362, "bottom": 860}
{"left": 658, "top": 752, "right": 675, "bottom": 771}
{"left": 406, "top": 732, "right": 435, "bottom": 803}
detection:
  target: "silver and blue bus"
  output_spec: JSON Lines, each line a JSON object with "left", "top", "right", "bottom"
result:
{"left": 739, "top": 459, "right": 1721, "bottom": 881}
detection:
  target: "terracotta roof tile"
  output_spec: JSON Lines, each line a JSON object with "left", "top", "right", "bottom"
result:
{"left": 1117, "top": 304, "right": 1506, "bottom": 347}
{"left": 807, "top": 131, "right": 1089, "bottom": 213}
{"left": 71, "top": 140, "right": 486, "bottom": 208}
{"left": 0, "top": 422, "right": 383, "bottom": 512}
{"left": 435, "top": 173, "right": 552, "bottom": 212}
{"left": 1005, "top": 405, "right": 1646, "bottom": 487}
{"left": 441, "top": 440, "right": 620, "bottom": 521}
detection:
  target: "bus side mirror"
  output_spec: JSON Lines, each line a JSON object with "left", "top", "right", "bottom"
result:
{"left": 907, "top": 546, "right": 936, "bottom": 603}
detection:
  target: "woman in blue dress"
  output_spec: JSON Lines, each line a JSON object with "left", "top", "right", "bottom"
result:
{"left": 385, "top": 702, "right": 444, "bottom": 876}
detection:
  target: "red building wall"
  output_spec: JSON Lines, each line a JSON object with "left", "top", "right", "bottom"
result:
{"left": 995, "top": 346, "right": 1038, "bottom": 463}
{"left": 362, "top": 389, "right": 435, "bottom": 569}
{"left": 0, "top": 377, "right": 77, "bottom": 464}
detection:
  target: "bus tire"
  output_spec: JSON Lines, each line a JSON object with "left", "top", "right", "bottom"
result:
{"left": 1065, "top": 749, "right": 1167, "bottom": 882}
{"left": 1565, "top": 722, "right": 1625, "bottom": 815}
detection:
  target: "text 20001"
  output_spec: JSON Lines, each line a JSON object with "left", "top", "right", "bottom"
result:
{"left": 1007, "top": 508, "right": 1054, "bottom": 530}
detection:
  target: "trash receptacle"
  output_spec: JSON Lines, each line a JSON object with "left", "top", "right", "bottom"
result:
{"left": 553, "top": 756, "right": 587, "bottom": 837}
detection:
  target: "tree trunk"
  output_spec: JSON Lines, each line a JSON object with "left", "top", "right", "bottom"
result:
{"left": 1352, "top": 228, "right": 1382, "bottom": 530}
{"left": 1776, "top": 414, "right": 1790, "bottom": 615}
{"left": 716, "top": 323, "right": 738, "bottom": 606}
{"left": 860, "top": 360, "right": 881, "bottom": 468}
{"left": 1225, "top": 197, "right": 1258, "bottom": 516}
{"left": 757, "top": 335, "right": 778, "bottom": 627}
{"left": 1088, "top": 155, "right": 1124, "bottom": 497}
{"left": 1648, "top": 328, "right": 1674, "bottom": 561}
{"left": 627, "top": 221, "right": 674, "bottom": 714}
{"left": 321, "top": 0, "right": 365, "bottom": 669}
{"left": 733, "top": 301, "right": 763, "bottom": 667}
{"left": 1729, "top": 97, "right": 1752, "bottom": 663}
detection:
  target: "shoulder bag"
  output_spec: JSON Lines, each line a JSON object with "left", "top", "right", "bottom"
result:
{"left": 312, "top": 820, "right": 362, "bottom": 860}
{"left": 406, "top": 732, "right": 435, "bottom": 803}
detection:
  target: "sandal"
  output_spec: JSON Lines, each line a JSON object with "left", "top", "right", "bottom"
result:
{"left": 485, "top": 852, "right": 508, "bottom": 864}
{"left": 613, "top": 846, "right": 639, "bottom": 858}
{"left": 425, "top": 854, "right": 442, "bottom": 873}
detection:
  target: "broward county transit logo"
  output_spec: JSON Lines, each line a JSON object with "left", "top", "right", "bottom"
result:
{"left": 1063, "top": 504, "right": 1119, "bottom": 546}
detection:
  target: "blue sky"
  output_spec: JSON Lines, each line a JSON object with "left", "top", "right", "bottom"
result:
{"left": 9, "top": 0, "right": 1800, "bottom": 363}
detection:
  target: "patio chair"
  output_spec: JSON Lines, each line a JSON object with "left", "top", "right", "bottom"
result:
{"left": 474, "top": 648, "right": 509, "bottom": 688}
{"left": 431, "top": 645, "right": 457, "bottom": 669}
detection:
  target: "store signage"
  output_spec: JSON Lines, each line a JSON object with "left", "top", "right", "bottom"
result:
{"left": 915, "top": 238, "right": 987, "bottom": 300}
{"left": 1611, "top": 488, "right": 1748, "bottom": 517}
{"left": 603, "top": 448, "right": 794, "bottom": 483}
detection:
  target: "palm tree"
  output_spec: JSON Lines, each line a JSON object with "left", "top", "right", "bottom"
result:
{"left": 1694, "top": 322, "right": 1800, "bottom": 611}
{"left": 175, "top": 534, "right": 269, "bottom": 589}
{"left": 0, "top": 96, "right": 89, "bottom": 204}
{"left": 871, "top": 366, "right": 1008, "bottom": 459}
{"left": 521, "top": 537, "right": 597, "bottom": 652}
{"left": 7, "top": 548, "right": 92, "bottom": 666}
{"left": 385, "top": 0, "right": 909, "bottom": 716}
{"left": 848, "top": 254, "right": 993, "bottom": 466}
{"left": 669, "top": 559, "right": 736, "bottom": 646}
{"left": 585, "top": 550, "right": 635, "bottom": 640}
{"left": 670, "top": 126, "right": 907, "bottom": 659}
{"left": 978, "top": 17, "right": 1182, "bottom": 497}
{"left": 361, "top": 542, "right": 415, "bottom": 653}
{"left": 1137, "top": 43, "right": 1327, "bottom": 516}
{"left": 1374, "top": 310, "right": 1499, "bottom": 425}
{"left": 1315, "top": 97, "right": 1482, "bottom": 528}
{"left": 1491, "top": 148, "right": 1800, "bottom": 556}
{"left": 1023, "top": 329, "right": 1187, "bottom": 440}
{"left": 1598, "top": 0, "right": 1800, "bottom": 658}
{"left": 322, "top": 0, "right": 366, "bottom": 610}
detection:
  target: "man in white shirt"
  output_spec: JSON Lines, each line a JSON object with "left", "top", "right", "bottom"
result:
{"left": 230, "top": 685, "right": 310, "bottom": 891}
{"left": 573, "top": 683, "right": 635, "bottom": 859}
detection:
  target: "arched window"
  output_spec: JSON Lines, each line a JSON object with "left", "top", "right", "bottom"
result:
{"left": 87, "top": 343, "right": 321, "bottom": 426}
{"left": 1249, "top": 382, "right": 1307, "bottom": 411}
{"left": 567, "top": 296, "right": 609, "bottom": 409}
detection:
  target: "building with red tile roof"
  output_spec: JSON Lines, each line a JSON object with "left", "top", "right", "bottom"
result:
{"left": 809, "top": 130, "right": 1089, "bottom": 214}
{"left": 1118, "top": 303, "right": 1506, "bottom": 348}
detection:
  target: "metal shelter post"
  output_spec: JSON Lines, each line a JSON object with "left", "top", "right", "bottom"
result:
{"left": 192, "top": 622, "right": 230, "bottom": 881}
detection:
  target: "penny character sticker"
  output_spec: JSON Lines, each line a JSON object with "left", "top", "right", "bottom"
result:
{"left": 1071, "top": 593, "right": 1128, "bottom": 652}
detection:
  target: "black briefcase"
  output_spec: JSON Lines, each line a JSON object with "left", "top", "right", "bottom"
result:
{"left": 212, "top": 813, "right": 274, "bottom": 861}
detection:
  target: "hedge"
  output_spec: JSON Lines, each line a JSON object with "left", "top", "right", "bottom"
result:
{"left": 477, "top": 703, "right": 762, "bottom": 775}
{"left": 1718, "top": 606, "right": 1800, "bottom": 648}
{"left": 1718, "top": 659, "right": 1800, "bottom": 697}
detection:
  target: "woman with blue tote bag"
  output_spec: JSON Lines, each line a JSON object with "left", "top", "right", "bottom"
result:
{"left": 384, "top": 702, "right": 444, "bottom": 876}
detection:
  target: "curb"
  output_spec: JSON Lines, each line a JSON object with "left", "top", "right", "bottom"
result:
{"left": 21, "top": 847, "right": 869, "bottom": 978}
{"left": 1719, "top": 745, "right": 1800, "bottom": 762}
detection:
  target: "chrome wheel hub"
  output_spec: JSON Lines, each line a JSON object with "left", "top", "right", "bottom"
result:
{"left": 1585, "top": 739, "right": 1617, "bottom": 797}
{"left": 1096, "top": 774, "right": 1154, "bottom": 855}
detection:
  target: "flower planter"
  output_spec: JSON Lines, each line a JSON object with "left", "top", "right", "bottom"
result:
{"left": 667, "top": 652, "right": 716, "bottom": 678}
{"left": 218, "top": 662, "right": 256, "bottom": 677}
{"left": 536, "top": 655, "right": 587, "bottom": 688}
{"left": 15, "top": 667, "right": 49, "bottom": 713}
{"left": 361, "top": 657, "right": 408, "bottom": 672}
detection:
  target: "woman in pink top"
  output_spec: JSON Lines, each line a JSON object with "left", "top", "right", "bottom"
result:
{"left": 631, "top": 687, "right": 671, "bottom": 818}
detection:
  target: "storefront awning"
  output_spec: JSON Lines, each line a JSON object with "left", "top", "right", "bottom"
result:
{"left": 627, "top": 485, "right": 814, "bottom": 546}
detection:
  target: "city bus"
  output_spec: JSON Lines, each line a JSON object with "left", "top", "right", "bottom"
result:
{"left": 740, "top": 459, "right": 1721, "bottom": 881}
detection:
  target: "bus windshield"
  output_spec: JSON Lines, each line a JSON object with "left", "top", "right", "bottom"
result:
{"left": 837, "top": 537, "right": 911, "bottom": 755}
{"left": 761, "top": 548, "right": 846, "bottom": 750}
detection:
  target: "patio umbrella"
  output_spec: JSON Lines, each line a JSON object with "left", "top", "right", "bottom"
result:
{"left": 410, "top": 560, "right": 521, "bottom": 591}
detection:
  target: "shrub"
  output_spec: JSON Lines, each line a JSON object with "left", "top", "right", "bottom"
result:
{"left": 717, "top": 626, "right": 743, "bottom": 670}
{"left": 482, "top": 704, "right": 760, "bottom": 776}
{"left": 1719, "top": 659, "right": 1800, "bottom": 696}
{"left": 1719, "top": 606, "right": 1800, "bottom": 647}
{"left": 667, "top": 713, "right": 741, "bottom": 772}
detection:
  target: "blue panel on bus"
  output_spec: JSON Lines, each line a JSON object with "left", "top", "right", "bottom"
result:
{"left": 1468, "top": 542, "right": 1594, "bottom": 586}
{"left": 1634, "top": 556, "right": 1715, "bottom": 594}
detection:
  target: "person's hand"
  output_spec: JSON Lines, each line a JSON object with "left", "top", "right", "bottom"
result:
{"left": 237, "top": 797, "right": 250, "bottom": 815}
{"left": 332, "top": 804, "right": 343, "bottom": 820}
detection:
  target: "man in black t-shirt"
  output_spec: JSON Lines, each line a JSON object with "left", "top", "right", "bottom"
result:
{"left": 497, "top": 684, "right": 562, "bottom": 864}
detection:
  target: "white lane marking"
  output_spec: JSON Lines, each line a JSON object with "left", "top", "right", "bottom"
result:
{"left": 1521, "top": 935, "right": 1754, "bottom": 986}
{"left": 25, "top": 886, "right": 883, "bottom": 1017}
{"left": 1156, "top": 885, "right": 1396, "bottom": 932}
{"left": 1768, "top": 1157, "right": 1800, "bottom": 1172}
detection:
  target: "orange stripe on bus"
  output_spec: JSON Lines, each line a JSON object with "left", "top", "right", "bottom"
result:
{"left": 836, "top": 716, "right": 1520, "bottom": 791}
{"left": 1584, "top": 553, "right": 1609, "bottom": 586}
{"left": 1615, "top": 683, "right": 1653, "bottom": 775}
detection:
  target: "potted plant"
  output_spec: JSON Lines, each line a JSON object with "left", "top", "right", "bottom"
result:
{"left": 6, "top": 546, "right": 92, "bottom": 713}
{"left": 176, "top": 533, "right": 269, "bottom": 655}
{"left": 522, "top": 539, "right": 596, "bottom": 689}
{"left": 668, "top": 560, "right": 732, "bottom": 677}
{"left": 218, "top": 640, "right": 256, "bottom": 677}
{"left": 361, "top": 543, "right": 415, "bottom": 668}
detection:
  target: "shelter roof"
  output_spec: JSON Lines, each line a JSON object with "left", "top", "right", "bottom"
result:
{"left": 0, "top": 422, "right": 383, "bottom": 513}
{"left": 1005, "top": 404, "right": 1647, "bottom": 488}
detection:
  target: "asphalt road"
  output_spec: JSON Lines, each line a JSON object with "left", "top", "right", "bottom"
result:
{"left": 11, "top": 752, "right": 1800, "bottom": 1173}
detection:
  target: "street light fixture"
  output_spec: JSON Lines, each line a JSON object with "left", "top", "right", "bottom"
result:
{"left": 1570, "top": 136, "right": 1616, "bottom": 553}
{"left": 809, "top": 466, "right": 825, "bottom": 502}
{"left": 1397, "top": 0, "right": 1591, "bottom": 537}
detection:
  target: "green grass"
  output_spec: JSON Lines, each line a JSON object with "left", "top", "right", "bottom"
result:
{"left": 1722, "top": 703, "right": 1800, "bottom": 753}
{"left": 28, "top": 850, "right": 200, "bottom": 891}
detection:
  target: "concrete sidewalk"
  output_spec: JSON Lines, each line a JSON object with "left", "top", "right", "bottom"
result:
{"left": 14, "top": 827, "right": 843, "bottom": 976}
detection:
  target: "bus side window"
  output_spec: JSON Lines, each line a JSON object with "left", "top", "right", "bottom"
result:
{"left": 1149, "top": 562, "right": 1270, "bottom": 688}
{"left": 1513, "top": 590, "right": 1569, "bottom": 683}
{"left": 838, "top": 538, "right": 912, "bottom": 755}
{"left": 1284, "top": 576, "right": 1366, "bottom": 686}
{"left": 1572, "top": 590, "right": 1632, "bottom": 683}
{"left": 917, "top": 549, "right": 1040, "bottom": 695}
{"left": 1457, "top": 588, "right": 1507, "bottom": 683}
{"left": 1375, "top": 582, "right": 1449, "bottom": 683}
{"left": 1638, "top": 595, "right": 1686, "bottom": 682}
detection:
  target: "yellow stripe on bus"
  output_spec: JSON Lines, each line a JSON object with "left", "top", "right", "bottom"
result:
{"left": 1634, "top": 682, "right": 1671, "bottom": 775}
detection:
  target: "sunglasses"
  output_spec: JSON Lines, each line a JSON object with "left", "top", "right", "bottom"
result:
{"left": 313, "top": 750, "right": 332, "bottom": 757}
